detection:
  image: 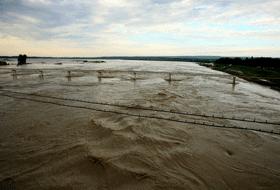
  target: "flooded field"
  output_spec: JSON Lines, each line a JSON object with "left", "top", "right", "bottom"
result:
{"left": 0, "top": 59, "right": 280, "bottom": 189}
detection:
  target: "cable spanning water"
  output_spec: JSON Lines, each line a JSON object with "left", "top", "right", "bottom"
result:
{"left": 0, "top": 90, "right": 279, "bottom": 136}
{"left": 1, "top": 68, "right": 280, "bottom": 79}
{"left": 0, "top": 89, "right": 279, "bottom": 126}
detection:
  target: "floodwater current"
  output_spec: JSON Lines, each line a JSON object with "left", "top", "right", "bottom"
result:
{"left": 0, "top": 59, "right": 280, "bottom": 189}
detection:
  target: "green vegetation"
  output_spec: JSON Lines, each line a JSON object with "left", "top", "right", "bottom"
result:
{"left": 200, "top": 57, "right": 280, "bottom": 91}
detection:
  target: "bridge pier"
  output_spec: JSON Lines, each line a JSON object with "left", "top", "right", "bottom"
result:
{"left": 232, "top": 76, "right": 236, "bottom": 85}
{"left": 166, "top": 73, "right": 172, "bottom": 82}
{"left": 12, "top": 69, "right": 16, "bottom": 76}
{"left": 39, "top": 70, "right": 44, "bottom": 78}
{"left": 97, "top": 71, "right": 102, "bottom": 82}
{"left": 66, "top": 71, "right": 72, "bottom": 81}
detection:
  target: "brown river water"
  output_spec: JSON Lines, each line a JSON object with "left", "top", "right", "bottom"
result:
{"left": 0, "top": 59, "right": 280, "bottom": 189}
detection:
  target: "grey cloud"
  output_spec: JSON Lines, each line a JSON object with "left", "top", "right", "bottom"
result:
{"left": 150, "top": 0, "right": 183, "bottom": 5}
{"left": 0, "top": 0, "right": 279, "bottom": 55}
{"left": 30, "top": 1, "right": 90, "bottom": 26}
{"left": 0, "top": 0, "right": 93, "bottom": 39}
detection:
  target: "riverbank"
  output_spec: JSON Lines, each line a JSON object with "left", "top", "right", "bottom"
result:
{"left": 199, "top": 59, "right": 280, "bottom": 91}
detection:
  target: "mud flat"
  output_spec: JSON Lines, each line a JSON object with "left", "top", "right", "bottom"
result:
{"left": 0, "top": 59, "right": 280, "bottom": 189}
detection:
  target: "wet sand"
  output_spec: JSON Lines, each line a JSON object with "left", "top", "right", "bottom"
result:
{"left": 0, "top": 60, "right": 280, "bottom": 189}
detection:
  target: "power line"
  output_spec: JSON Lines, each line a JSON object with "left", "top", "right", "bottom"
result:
{"left": 0, "top": 91, "right": 279, "bottom": 136}
{"left": 0, "top": 89, "right": 279, "bottom": 126}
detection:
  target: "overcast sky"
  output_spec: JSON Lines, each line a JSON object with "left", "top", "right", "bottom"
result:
{"left": 0, "top": 0, "right": 279, "bottom": 57}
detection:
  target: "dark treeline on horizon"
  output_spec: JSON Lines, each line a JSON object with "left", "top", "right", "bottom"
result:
{"left": 215, "top": 57, "right": 280, "bottom": 68}
{"left": 1, "top": 56, "right": 280, "bottom": 66}
{"left": 0, "top": 55, "right": 220, "bottom": 63}
{"left": 92, "top": 56, "right": 223, "bottom": 63}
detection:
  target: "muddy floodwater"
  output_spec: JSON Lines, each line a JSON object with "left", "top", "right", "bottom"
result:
{"left": 0, "top": 59, "right": 280, "bottom": 189}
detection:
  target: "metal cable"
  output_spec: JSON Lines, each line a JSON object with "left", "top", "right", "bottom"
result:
{"left": 0, "top": 92, "right": 279, "bottom": 136}
{"left": 0, "top": 89, "right": 279, "bottom": 126}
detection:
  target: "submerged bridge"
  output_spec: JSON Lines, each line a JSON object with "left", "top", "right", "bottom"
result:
{"left": 2, "top": 68, "right": 280, "bottom": 83}
{"left": 0, "top": 68, "right": 280, "bottom": 135}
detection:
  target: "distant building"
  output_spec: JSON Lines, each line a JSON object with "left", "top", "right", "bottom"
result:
{"left": 17, "top": 54, "right": 27, "bottom": 65}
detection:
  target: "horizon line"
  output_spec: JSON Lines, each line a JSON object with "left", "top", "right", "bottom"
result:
{"left": 1, "top": 55, "right": 279, "bottom": 59}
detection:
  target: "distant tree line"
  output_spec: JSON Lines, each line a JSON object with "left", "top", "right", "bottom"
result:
{"left": 0, "top": 56, "right": 220, "bottom": 63}
{"left": 87, "top": 56, "right": 220, "bottom": 63}
{"left": 215, "top": 57, "right": 280, "bottom": 68}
